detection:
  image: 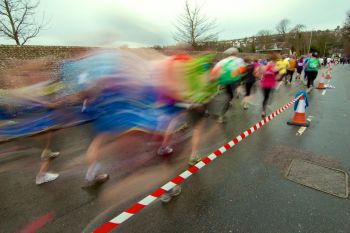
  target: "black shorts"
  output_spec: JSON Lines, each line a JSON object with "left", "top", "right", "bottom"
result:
{"left": 287, "top": 70, "right": 294, "bottom": 76}
{"left": 307, "top": 70, "right": 318, "bottom": 88}
{"left": 297, "top": 67, "right": 303, "bottom": 74}
{"left": 308, "top": 70, "right": 318, "bottom": 80}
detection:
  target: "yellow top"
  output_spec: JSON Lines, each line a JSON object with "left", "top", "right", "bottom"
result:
{"left": 277, "top": 59, "right": 289, "bottom": 75}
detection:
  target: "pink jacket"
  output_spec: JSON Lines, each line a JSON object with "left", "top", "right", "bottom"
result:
{"left": 260, "top": 63, "right": 277, "bottom": 89}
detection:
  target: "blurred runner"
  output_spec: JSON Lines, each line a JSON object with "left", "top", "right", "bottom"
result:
{"left": 305, "top": 52, "right": 321, "bottom": 93}
{"left": 241, "top": 57, "right": 257, "bottom": 110}
{"left": 296, "top": 56, "right": 304, "bottom": 80}
{"left": 276, "top": 55, "right": 289, "bottom": 84}
{"left": 286, "top": 55, "right": 297, "bottom": 84}
{"left": 1, "top": 61, "right": 62, "bottom": 185}
{"left": 256, "top": 53, "right": 279, "bottom": 118}
{"left": 211, "top": 48, "right": 246, "bottom": 123}
{"left": 36, "top": 132, "right": 60, "bottom": 184}
{"left": 303, "top": 54, "right": 311, "bottom": 85}
{"left": 159, "top": 102, "right": 207, "bottom": 203}
{"left": 155, "top": 54, "right": 217, "bottom": 202}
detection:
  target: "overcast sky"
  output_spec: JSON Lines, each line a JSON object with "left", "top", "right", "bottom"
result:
{"left": 1, "top": 0, "right": 349, "bottom": 47}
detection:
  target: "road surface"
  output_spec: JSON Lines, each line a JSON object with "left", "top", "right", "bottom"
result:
{"left": 0, "top": 65, "right": 349, "bottom": 233}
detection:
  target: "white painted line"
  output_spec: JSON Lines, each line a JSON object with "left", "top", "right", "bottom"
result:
{"left": 296, "top": 116, "right": 313, "bottom": 136}
{"left": 296, "top": 127, "right": 307, "bottom": 136}
{"left": 322, "top": 90, "right": 326, "bottom": 95}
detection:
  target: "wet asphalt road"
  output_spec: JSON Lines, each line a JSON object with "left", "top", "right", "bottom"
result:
{"left": 1, "top": 65, "right": 350, "bottom": 233}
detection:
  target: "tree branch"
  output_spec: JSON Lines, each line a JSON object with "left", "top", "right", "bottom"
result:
{"left": 173, "top": 0, "right": 219, "bottom": 47}
{"left": 0, "top": 0, "right": 46, "bottom": 45}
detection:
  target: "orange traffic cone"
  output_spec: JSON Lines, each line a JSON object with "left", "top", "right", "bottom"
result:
{"left": 287, "top": 95, "right": 309, "bottom": 127}
{"left": 316, "top": 73, "right": 326, "bottom": 89}
{"left": 325, "top": 69, "right": 331, "bottom": 79}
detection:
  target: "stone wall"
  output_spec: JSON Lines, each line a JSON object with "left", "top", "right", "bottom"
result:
{"left": 0, "top": 45, "right": 267, "bottom": 88}
{"left": 0, "top": 45, "right": 266, "bottom": 64}
{"left": 0, "top": 45, "right": 94, "bottom": 59}
{"left": 0, "top": 45, "right": 96, "bottom": 69}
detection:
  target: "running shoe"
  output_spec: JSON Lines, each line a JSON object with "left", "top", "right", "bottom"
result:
{"left": 82, "top": 173, "right": 109, "bottom": 189}
{"left": 217, "top": 116, "right": 225, "bottom": 124}
{"left": 41, "top": 150, "right": 60, "bottom": 161}
{"left": 36, "top": 172, "right": 59, "bottom": 185}
{"left": 169, "top": 185, "right": 182, "bottom": 196}
{"left": 243, "top": 102, "right": 249, "bottom": 110}
{"left": 157, "top": 146, "right": 174, "bottom": 156}
{"left": 188, "top": 154, "right": 202, "bottom": 166}
{"left": 160, "top": 186, "right": 182, "bottom": 203}
{"left": 160, "top": 193, "right": 172, "bottom": 203}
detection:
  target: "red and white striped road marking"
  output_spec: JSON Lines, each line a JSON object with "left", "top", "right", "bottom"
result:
{"left": 93, "top": 95, "right": 303, "bottom": 233}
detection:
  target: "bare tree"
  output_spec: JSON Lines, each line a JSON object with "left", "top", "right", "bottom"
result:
{"left": 276, "top": 18, "right": 291, "bottom": 40}
{"left": 257, "top": 30, "right": 272, "bottom": 37}
{"left": 256, "top": 30, "right": 273, "bottom": 47}
{"left": 342, "top": 10, "right": 350, "bottom": 56}
{"left": 343, "top": 11, "right": 350, "bottom": 40}
{"left": 0, "top": 0, "right": 46, "bottom": 45}
{"left": 173, "top": 0, "right": 219, "bottom": 48}
{"left": 288, "top": 24, "right": 306, "bottom": 54}
{"left": 290, "top": 24, "right": 305, "bottom": 34}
